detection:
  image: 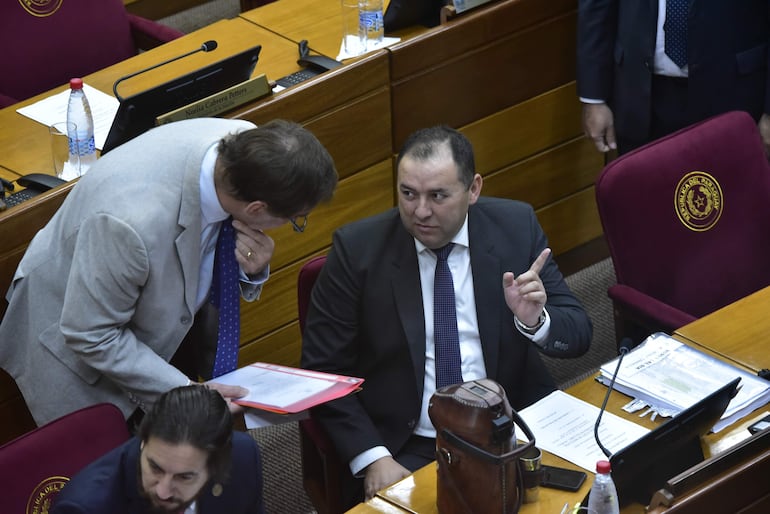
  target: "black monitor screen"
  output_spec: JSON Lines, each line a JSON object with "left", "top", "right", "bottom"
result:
{"left": 102, "top": 44, "right": 261, "bottom": 154}
{"left": 609, "top": 377, "right": 740, "bottom": 505}
{"left": 384, "top": 0, "right": 444, "bottom": 31}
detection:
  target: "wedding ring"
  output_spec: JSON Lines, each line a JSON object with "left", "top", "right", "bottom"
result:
{"left": 247, "top": 251, "right": 253, "bottom": 259}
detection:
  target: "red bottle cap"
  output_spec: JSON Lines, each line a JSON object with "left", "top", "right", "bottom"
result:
{"left": 69, "top": 78, "right": 84, "bottom": 90}
{"left": 596, "top": 460, "right": 611, "bottom": 473}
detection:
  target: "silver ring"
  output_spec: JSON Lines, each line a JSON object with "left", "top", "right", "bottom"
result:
{"left": 247, "top": 251, "right": 253, "bottom": 259}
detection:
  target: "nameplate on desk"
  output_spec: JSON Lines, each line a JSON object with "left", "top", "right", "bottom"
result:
{"left": 156, "top": 74, "right": 271, "bottom": 125}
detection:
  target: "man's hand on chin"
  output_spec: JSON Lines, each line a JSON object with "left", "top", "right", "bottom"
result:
{"left": 363, "top": 456, "right": 411, "bottom": 500}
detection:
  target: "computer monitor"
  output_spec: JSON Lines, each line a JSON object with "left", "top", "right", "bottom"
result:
{"left": 609, "top": 377, "right": 741, "bottom": 505}
{"left": 102, "top": 44, "right": 262, "bottom": 154}
{"left": 383, "top": 0, "right": 443, "bottom": 31}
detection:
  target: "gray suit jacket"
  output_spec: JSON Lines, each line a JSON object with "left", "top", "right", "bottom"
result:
{"left": 0, "top": 118, "right": 254, "bottom": 425}
{"left": 301, "top": 198, "right": 592, "bottom": 463}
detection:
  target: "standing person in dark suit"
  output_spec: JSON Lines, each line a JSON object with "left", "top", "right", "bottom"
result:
{"left": 301, "top": 126, "right": 592, "bottom": 508}
{"left": 52, "top": 385, "right": 265, "bottom": 514}
{"left": 578, "top": 1, "right": 770, "bottom": 154}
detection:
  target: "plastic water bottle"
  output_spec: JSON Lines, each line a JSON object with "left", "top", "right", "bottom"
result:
{"left": 66, "top": 78, "right": 97, "bottom": 174}
{"left": 587, "top": 460, "right": 620, "bottom": 514}
{"left": 358, "top": 0, "right": 383, "bottom": 50}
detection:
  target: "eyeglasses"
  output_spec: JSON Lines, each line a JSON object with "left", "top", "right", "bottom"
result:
{"left": 290, "top": 215, "right": 308, "bottom": 233}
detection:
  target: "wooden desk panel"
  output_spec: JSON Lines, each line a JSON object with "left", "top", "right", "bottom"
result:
{"left": 674, "top": 285, "right": 770, "bottom": 373}
{"left": 389, "top": 0, "right": 577, "bottom": 149}
{"left": 0, "top": 18, "right": 298, "bottom": 175}
{"left": 230, "top": 50, "right": 393, "bottom": 182}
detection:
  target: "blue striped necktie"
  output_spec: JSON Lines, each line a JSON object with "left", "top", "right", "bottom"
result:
{"left": 210, "top": 218, "right": 240, "bottom": 377}
{"left": 433, "top": 243, "right": 463, "bottom": 389}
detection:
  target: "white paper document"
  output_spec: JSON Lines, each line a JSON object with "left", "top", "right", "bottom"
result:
{"left": 599, "top": 333, "right": 770, "bottom": 432}
{"left": 519, "top": 390, "right": 649, "bottom": 472}
{"left": 214, "top": 362, "right": 363, "bottom": 414}
{"left": 16, "top": 83, "right": 120, "bottom": 151}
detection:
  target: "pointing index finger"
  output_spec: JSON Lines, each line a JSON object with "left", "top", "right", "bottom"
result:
{"left": 529, "top": 248, "right": 551, "bottom": 275}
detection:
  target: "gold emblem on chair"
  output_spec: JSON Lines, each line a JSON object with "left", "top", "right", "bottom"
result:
{"left": 675, "top": 171, "right": 723, "bottom": 232}
{"left": 19, "top": 0, "right": 63, "bottom": 17}
{"left": 26, "top": 476, "right": 68, "bottom": 514}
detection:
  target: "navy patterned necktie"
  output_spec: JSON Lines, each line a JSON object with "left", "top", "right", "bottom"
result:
{"left": 433, "top": 243, "right": 463, "bottom": 389}
{"left": 664, "top": 0, "right": 688, "bottom": 68}
{"left": 210, "top": 218, "right": 240, "bottom": 377}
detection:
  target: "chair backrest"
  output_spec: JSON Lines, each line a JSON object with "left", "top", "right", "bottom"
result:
{"left": 296, "top": 254, "right": 349, "bottom": 514}
{"left": 1, "top": 0, "right": 145, "bottom": 103}
{"left": 0, "top": 402, "right": 130, "bottom": 513}
{"left": 297, "top": 255, "right": 327, "bottom": 334}
{"left": 596, "top": 110, "right": 770, "bottom": 319}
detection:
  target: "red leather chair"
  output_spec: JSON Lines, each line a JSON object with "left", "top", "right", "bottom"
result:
{"left": 595, "top": 110, "right": 770, "bottom": 347}
{"left": 0, "top": 403, "right": 130, "bottom": 513}
{"left": 297, "top": 255, "right": 348, "bottom": 514}
{"left": 0, "top": 0, "right": 183, "bottom": 108}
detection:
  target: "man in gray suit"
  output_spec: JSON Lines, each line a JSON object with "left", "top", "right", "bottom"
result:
{"left": 0, "top": 118, "right": 337, "bottom": 426}
{"left": 301, "top": 126, "right": 591, "bottom": 507}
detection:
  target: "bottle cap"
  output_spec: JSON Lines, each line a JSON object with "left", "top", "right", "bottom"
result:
{"left": 596, "top": 460, "right": 611, "bottom": 473}
{"left": 69, "top": 78, "right": 84, "bottom": 90}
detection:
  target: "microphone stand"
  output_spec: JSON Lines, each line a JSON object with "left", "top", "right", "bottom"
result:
{"left": 594, "top": 338, "right": 633, "bottom": 458}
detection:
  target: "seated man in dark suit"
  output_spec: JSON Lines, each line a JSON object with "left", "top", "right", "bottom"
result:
{"left": 52, "top": 385, "right": 265, "bottom": 514}
{"left": 301, "top": 125, "right": 593, "bottom": 507}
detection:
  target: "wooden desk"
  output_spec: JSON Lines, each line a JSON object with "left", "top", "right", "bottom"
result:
{"left": 0, "top": 17, "right": 299, "bottom": 175}
{"left": 349, "top": 338, "right": 768, "bottom": 514}
{"left": 239, "top": 0, "right": 428, "bottom": 60}
{"left": 674, "top": 285, "right": 770, "bottom": 374}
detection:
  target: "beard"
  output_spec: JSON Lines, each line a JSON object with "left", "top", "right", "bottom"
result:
{"left": 137, "top": 464, "right": 203, "bottom": 514}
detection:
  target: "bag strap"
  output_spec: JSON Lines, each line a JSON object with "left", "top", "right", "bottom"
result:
{"left": 439, "top": 409, "right": 536, "bottom": 465}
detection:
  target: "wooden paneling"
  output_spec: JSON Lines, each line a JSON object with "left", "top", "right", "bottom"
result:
{"left": 462, "top": 83, "right": 585, "bottom": 174}
{"left": 481, "top": 137, "right": 602, "bottom": 210}
{"left": 389, "top": 0, "right": 577, "bottom": 148}
{"left": 231, "top": 50, "right": 392, "bottom": 180}
{"left": 535, "top": 188, "right": 603, "bottom": 256}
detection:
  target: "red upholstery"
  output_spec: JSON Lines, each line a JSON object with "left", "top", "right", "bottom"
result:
{"left": 297, "top": 255, "right": 347, "bottom": 514}
{"left": 596, "top": 110, "right": 770, "bottom": 346}
{"left": 0, "top": 403, "right": 130, "bottom": 513}
{"left": 0, "top": 0, "right": 183, "bottom": 108}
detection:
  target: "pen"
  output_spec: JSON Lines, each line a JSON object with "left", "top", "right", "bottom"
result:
{"left": 559, "top": 502, "right": 570, "bottom": 514}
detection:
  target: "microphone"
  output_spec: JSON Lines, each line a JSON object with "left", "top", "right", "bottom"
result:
{"left": 594, "top": 337, "right": 634, "bottom": 458}
{"left": 112, "top": 40, "right": 218, "bottom": 102}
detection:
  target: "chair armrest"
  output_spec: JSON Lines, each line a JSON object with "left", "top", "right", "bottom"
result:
{"left": 127, "top": 13, "right": 184, "bottom": 51}
{"left": 0, "top": 92, "right": 18, "bottom": 109}
{"left": 608, "top": 284, "right": 697, "bottom": 333}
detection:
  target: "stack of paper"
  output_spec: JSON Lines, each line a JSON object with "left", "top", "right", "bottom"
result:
{"left": 598, "top": 333, "right": 770, "bottom": 432}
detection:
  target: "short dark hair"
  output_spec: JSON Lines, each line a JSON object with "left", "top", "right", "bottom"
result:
{"left": 395, "top": 125, "right": 476, "bottom": 189}
{"left": 217, "top": 119, "right": 338, "bottom": 218}
{"left": 139, "top": 386, "right": 232, "bottom": 483}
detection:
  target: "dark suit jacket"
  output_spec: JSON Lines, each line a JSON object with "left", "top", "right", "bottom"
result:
{"left": 51, "top": 432, "right": 265, "bottom": 514}
{"left": 301, "top": 198, "right": 592, "bottom": 464}
{"left": 577, "top": 0, "right": 770, "bottom": 142}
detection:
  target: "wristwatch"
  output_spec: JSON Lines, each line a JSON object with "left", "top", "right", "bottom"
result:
{"left": 515, "top": 311, "right": 546, "bottom": 335}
